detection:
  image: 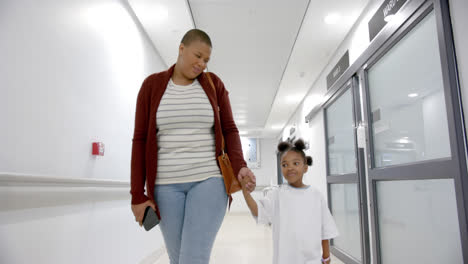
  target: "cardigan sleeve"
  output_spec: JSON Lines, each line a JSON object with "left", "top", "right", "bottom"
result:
{"left": 130, "top": 77, "right": 151, "bottom": 204}
{"left": 210, "top": 73, "right": 247, "bottom": 176}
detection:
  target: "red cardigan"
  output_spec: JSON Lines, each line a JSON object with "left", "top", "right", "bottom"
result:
{"left": 130, "top": 65, "right": 247, "bottom": 211}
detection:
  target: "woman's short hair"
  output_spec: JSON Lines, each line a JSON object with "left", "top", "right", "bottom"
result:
{"left": 181, "top": 29, "right": 212, "bottom": 47}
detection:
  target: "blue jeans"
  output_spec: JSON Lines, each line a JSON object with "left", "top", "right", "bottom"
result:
{"left": 154, "top": 177, "right": 228, "bottom": 264}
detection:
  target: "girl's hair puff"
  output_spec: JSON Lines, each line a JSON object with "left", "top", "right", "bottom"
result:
{"left": 277, "top": 138, "right": 313, "bottom": 166}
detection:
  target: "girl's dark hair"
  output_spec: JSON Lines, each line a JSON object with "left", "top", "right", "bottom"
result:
{"left": 277, "top": 138, "right": 313, "bottom": 166}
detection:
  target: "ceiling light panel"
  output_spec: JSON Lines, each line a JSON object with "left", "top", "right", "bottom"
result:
{"left": 188, "top": 0, "right": 310, "bottom": 133}
{"left": 324, "top": 13, "right": 341, "bottom": 24}
{"left": 264, "top": 0, "right": 369, "bottom": 137}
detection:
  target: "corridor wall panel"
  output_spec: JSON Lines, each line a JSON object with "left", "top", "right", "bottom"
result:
{"left": 0, "top": 0, "right": 167, "bottom": 263}
{"left": 0, "top": 0, "right": 166, "bottom": 181}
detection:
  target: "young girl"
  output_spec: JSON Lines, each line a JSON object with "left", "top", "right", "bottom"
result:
{"left": 240, "top": 139, "right": 339, "bottom": 264}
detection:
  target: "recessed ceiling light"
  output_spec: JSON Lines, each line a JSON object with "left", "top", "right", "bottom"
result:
{"left": 271, "top": 125, "right": 283, "bottom": 130}
{"left": 398, "top": 138, "right": 410, "bottom": 144}
{"left": 239, "top": 131, "right": 248, "bottom": 135}
{"left": 408, "top": 93, "right": 418, "bottom": 98}
{"left": 324, "top": 13, "right": 341, "bottom": 25}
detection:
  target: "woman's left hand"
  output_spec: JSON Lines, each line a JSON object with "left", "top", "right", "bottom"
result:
{"left": 238, "top": 167, "right": 256, "bottom": 192}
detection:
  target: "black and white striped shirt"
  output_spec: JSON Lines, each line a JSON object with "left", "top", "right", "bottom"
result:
{"left": 155, "top": 79, "right": 222, "bottom": 184}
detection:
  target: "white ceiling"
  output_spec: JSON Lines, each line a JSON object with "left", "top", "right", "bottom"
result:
{"left": 128, "top": 0, "right": 370, "bottom": 138}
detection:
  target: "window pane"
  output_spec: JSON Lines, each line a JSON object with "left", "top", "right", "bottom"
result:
{"left": 330, "top": 183, "right": 362, "bottom": 261}
{"left": 326, "top": 89, "right": 356, "bottom": 175}
{"left": 367, "top": 11, "right": 451, "bottom": 168}
{"left": 376, "top": 179, "right": 463, "bottom": 263}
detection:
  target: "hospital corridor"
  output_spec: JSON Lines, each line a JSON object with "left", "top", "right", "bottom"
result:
{"left": 154, "top": 213, "right": 345, "bottom": 264}
{"left": 1, "top": 0, "right": 468, "bottom": 263}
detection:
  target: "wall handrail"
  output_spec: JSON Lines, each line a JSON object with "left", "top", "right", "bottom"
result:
{"left": 0, "top": 173, "right": 130, "bottom": 188}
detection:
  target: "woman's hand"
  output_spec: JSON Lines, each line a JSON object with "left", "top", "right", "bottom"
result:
{"left": 131, "top": 200, "right": 156, "bottom": 226}
{"left": 238, "top": 167, "right": 256, "bottom": 192}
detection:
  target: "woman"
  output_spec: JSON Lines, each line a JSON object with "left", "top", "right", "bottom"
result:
{"left": 130, "top": 29, "right": 256, "bottom": 264}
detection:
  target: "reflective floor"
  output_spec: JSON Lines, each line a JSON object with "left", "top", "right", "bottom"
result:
{"left": 154, "top": 212, "right": 344, "bottom": 264}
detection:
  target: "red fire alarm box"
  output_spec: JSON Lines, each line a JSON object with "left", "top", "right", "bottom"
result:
{"left": 92, "top": 142, "right": 105, "bottom": 156}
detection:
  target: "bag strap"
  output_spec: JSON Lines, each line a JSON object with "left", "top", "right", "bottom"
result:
{"left": 206, "top": 72, "right": 226, "bottom": 153}
{"left": 207, "top": 72, "right": 235, "bottom": 208}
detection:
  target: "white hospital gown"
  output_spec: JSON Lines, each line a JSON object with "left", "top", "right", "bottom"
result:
{"left": 257, "top": 184, "right": 339, "bottom": 264}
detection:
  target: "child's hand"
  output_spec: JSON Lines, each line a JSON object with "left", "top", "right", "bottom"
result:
{"left": 239, "top": 175, "right": 249, "bottom": 190}
{"left": 240, "top": 173, "right": 254, "bottom": 193}
{"left": 238, "top": 167, "right": 256, "bottom": 193}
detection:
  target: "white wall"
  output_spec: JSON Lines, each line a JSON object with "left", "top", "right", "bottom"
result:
{"left": 0, "top": 185, "right": 166, "bottom": 264}
{"left": 0, "top": 0, "right": 167, "bottom": 263}
{"left": 251, "top": 138, "right": 278, "bottom": 187}
{"left": 230, "top": 138, "right": 277, "bottom": 213}
{"left": 0, "top": 0, "right": 166, "bottom": 180}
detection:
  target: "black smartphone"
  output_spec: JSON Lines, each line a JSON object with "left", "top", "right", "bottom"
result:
{"left": 142, "top": 206, "right": 160, "bottom": 231}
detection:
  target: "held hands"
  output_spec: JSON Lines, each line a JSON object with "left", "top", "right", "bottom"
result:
{"left": 238, "top": 167, "right": 256, "bottom": 193}
{"left": 239, "top": 175, "right": 252, "bottom": 193}
{"left": 131, "top": 200, "right": 156, "bottom": 226}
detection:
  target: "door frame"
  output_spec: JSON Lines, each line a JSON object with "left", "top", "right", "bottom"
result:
{"left": 358, "top": 0, "right": 468, "bottom": 262}
{"left": 323, "top": 78, "right": 371, "bottom": 264}
{"left": 305, "top": 0, "right": 467, "bottom": 262}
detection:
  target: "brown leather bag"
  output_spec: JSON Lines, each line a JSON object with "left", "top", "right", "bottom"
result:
{"left": 206, "top": 73, "right": 241, "bottom": 196}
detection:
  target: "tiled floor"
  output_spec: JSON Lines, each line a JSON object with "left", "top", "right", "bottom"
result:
{"left": 154, "top": 212, "right": 345, "bottom": 264}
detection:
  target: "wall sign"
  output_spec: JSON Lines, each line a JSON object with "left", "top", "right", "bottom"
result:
{"left": 326, "top": 50, "right": 349, "bottom": 90}
{"left": 368, "top": 0, "right": 408, "bottom": 41}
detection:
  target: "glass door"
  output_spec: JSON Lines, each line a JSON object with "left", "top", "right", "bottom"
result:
{"left": 360, "top": 5, "right": 465, "bottom": 263}
{"left": 324, "top": 79, "right": 370, "bottom": 264}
